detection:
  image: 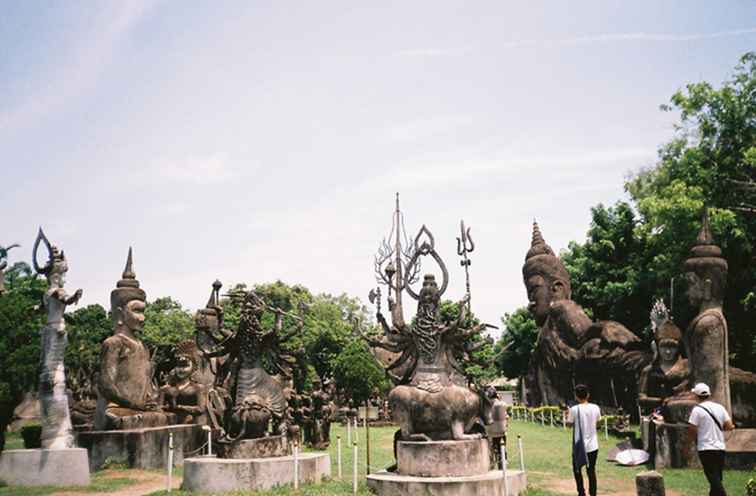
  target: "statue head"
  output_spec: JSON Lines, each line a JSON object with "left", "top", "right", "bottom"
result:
{"left": 522, "top": 221, "right": 572, "bottom": 326}
{"left": 418, "top": 274, "right": 440, "bottom": 308}
{"left": 33, "top": 228, "right": 68, "bottom": 288}
{"left": 683, "top": 210, "right": 728, "bottom": 308}
{"left": 656, "top": 321, "right": 683, "bottom": 365}
{"left": 111, "top": 247, "right": 146, "bottom": 335}
{"left": 195, "top": 280, "right": 222, "bottom": 347}
{"left": 173, "top": 340, "right": 199, "bottom": 383}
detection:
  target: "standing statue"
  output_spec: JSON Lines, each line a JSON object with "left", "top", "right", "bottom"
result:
{"left": 194, "top": 280, "right": 231, "bottom": 388}
{"left": 368, "top": 221, "right": 496, "bottom": 443}
{"left": 198, "top": 289, "right": 301, "bottom": 445}
{"left": 308, "top": 376, "right": 333, "bottom": 449}
{"left": 160, "top": 341, "right": 209, "bottom": 425}
{"left": 522, "top": 221, "right": 650, "bottom": 409}
{"left": 33, "top": 229, "right": 82, "bottom": 448}
{"left": 638, "top": 301, "right": 688, "bottom": 413}
{"left": 94, "top": 248, "right": 173, "bottom": 430}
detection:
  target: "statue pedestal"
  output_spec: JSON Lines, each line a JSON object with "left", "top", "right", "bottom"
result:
{"left": 367, "top": 439, "right": 527, "bottom": 496}
{"left": 77, "top": 424, "right": 203, "bottom": 470}
{"left": 217, "top": 435, "right": 291, "bottom": 459}
{"left": 0, "top": 448, "right": 90, "bottom": 487}
{"left": 182, "top": 452, "right": 331, "bottom": 492}
{"left": 650, "top": 421, "right": 756, "bottom": 470}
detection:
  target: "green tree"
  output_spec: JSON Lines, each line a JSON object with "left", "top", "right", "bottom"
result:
{"left": 332, "top": 339, "right": 389, "bottom": 405}
{"left": 495, "top": 307, "right": 538, "bottom": 380}
{"left": 64, "top": 304, "right": 111, "bottom": 398}
{"left": 438, "top": 300, "right": 498, "bottom": 383}
{"left": 143, "top": 297, "right": 194, "bottom": 379}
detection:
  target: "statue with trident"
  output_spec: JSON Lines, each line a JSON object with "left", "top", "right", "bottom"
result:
{"left": 33, "top": 228, "right": 83, "bottom": 448}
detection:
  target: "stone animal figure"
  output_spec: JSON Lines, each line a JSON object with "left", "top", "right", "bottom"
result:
{"left": 389, "top": 384, "right": 495, "bottom": 441}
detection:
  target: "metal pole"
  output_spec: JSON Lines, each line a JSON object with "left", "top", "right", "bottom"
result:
{"left": 352, "top": 442, "right": 358, "bottom": 495}
{"left": 563, "top": 410, "right": 566, "bottom": 431}
{"left": 337, "top": 436, "right": 343, "bottom": 480}
{"left": 500, "top": 442, "right": 509, "bottom": 496}
{"left": 347, "top": 417, "right": 352, "bottom": 445}
{"left": 517, "top": 435, "right": 525, "bottom": 472}
{"left": 167, "top": 432, "right": 174, "bottom": 493}
{"left": 550, "top": 410, "right": 554, "bottom": 427}
{"left": 294, "top": 443, "right": 299, "bottom": 490}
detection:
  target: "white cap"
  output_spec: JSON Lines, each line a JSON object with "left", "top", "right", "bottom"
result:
{"left": 691, "top": 383, "right": 711, "bottom": 397}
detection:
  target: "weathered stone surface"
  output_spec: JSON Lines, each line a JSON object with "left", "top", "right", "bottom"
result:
{"left": 653, "top": 422, "right": 699, "bottom": 469}
{"left": 0, "top": 448, "right": 89, "bottom": 487}
{"left": 366, "top": 469, "right": 527, "bottom": 496}
{"left": 217, "top": 435, "right": 291, "bottom": 459}
{"left": 635, "top": 470, "right": 665, "bottom": 496}
{"left": 77, "top": 424, "right": 203, "bottom": 470}
{"left": 9, "top": 392, "right": 40, "bottom": 432}
{"left": 723, "top": 428, "right": 756, "bottom": 470}
{"left": 182, "top": 452, "right": 330, "bottom": 492}
{"left": 397, "top": 439, "right": 490, "bottom": 477}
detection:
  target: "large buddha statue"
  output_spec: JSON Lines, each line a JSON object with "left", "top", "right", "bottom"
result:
{"left": 522, "top": 222, "right": 650, "bottom": 409}
{"left": 94, "top": 248, "right": 173, "bottom": 430}
{"left": 638, "top": 301, "right": 688, "bottom": 412}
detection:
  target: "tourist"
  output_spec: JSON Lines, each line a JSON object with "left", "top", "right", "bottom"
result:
{"left": 565, "top": 384, "right": 601, "bottom": 496}
{"left": 687, "top": 382, "right": 735, "bottom": 496}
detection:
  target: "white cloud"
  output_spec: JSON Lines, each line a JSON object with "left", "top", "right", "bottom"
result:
{"left": 395, "top": 48, "right": 465, "bottom": 57}
{"left": 151, "top": 155, "right": 238, "bottom": 185}
{"left": 0, "top": 0, "right": 157, "bottom": 132}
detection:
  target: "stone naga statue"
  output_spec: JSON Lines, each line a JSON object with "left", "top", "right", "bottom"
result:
{"left": 199, "top": 289, "right": 301, "bottom": 443}
{"left": 94, "top": 248, "right": 173, "bottom": 430}
{"left": 368, "top": 226, "right": 496, "bottom": 442}
{"left": 522, "top": 221, "right": 650, "bottom": 409}
{"left": 33, "top": 228, "right": 82, "bottom": 448}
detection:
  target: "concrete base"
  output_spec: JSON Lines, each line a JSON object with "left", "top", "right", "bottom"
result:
{"left": 182, "top": 452, "right": 331, "bottom": 492}
{"left": 652, "top": 422, "right": 756, "bottom": 470}
{"left": 77, "top": 424, "right": 203, "bottom": 470}
{"left": 397, "top": 439, "right": 489, "bottom": 477}
{"left": 367, "top": 469, "right": 527, "bottom": 496}
{"left": 218, "top": 435, "right": 291, "bottom": 459}
{"left": 0, "top": 448, "right": 90, "bottom": 487}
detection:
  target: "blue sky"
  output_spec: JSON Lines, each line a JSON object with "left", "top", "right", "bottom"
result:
{"left": 2, "top": 1, "right": 755, "bottom": 333}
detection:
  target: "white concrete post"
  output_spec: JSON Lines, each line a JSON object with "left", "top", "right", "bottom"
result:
{"left": 550, "top": 410, "right": 554, "bottom": 427}
{"left": 167, "top": 432, "right": 174, "bottom": 493}
{"left": 337, "top": 435, "right": 343, "bottom": 479}
{"left": 347, "top": 418, "right": 352, "bottom": 445}
{"left": 202, "top": 425, "right": 212, "bottom": 456}
{"left": 500, "top": 442, "right": 509, "bottom": 496}
{"left": 352, "top": 442, "right": 358, "bottom": 495}
{"left": 604, "top": 417, "right": 609, "bottom": 440}
{"left": 517, "top": 435, "right": 525, "bottom": 472}
{"left": 293, "top": 443, "right": 299, "bottom": 490}
{"left": 563, "top": 410, "right": 567, "bottom": 430}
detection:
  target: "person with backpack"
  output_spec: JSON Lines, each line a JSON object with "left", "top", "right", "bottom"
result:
{"left": 688, "top": 382, "right": 735, "bottom": 496}
{"left": 566, "top": 384, "right": 601, "bottom": 496}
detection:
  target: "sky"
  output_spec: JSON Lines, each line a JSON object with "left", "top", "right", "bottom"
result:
{"left": 2, "top": 1, "right": 755, "bottom": 335}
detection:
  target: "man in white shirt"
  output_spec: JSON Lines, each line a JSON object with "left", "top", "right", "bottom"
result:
{"left": 687, "top": 383, "right": 735, "bottom": 496}
{"left": 566, "top": 384, "right": 601, "bottom": 496}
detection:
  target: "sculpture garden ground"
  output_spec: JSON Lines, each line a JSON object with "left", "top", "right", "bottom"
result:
{"left": 1, "top": 421, "right": 752, "bottom": 495}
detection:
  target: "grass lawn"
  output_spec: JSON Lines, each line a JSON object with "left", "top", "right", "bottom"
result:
{"left": 1, "top": 422, "right": 753, "bottom": 495}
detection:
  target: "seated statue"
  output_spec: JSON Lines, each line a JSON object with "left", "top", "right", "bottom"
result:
{"left": 94, "top": 248, "right": 174, "bottom": 430}
{"left": 522, "top": 222, "right": 650, "bottom": 409}
{"left": 638, "top": 301, "right": 688, "bottom": 413}
{"left": 160, "top": 341, "right": 208, "bottom": 425}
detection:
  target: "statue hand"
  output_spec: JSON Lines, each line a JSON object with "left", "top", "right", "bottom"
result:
{"left": 72, "top": 289, "right": 83, "bottom": 304}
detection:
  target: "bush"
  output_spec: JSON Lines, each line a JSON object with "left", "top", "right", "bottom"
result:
{"left": 746, "top": 477, "right": 755, "bottom": 496}
{"left": 20, "top": 423, "right": 41, "bottom": 448}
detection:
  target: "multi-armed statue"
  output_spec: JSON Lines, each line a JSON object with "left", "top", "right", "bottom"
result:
{"left": 33, "top": 229, "right": 83, "bottom": 448}
{"left": 366, "top": 196, "right": 498, "bottom": 481}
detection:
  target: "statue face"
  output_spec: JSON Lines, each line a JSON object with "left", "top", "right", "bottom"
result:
{"left": 685, "top": 271, "right": 705, "bottom": 307}
{"left": 658, "top": 341, "right": 679, "bottom": 365}
{"left": 122, "top": 300, "right": 146, "bottom": 333}
{"left": 419, "top": 277, "right": 439, "bottom": 305}
{"left": 526, "top": 275, "right": 550, "bottom": 325}
{"left": 174, "top": 355, "right": 194, "bottom": 381}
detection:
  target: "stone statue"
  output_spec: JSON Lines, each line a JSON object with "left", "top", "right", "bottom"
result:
{"left": 94, "top": 248, "right": 173, "bottom": 430}
{"left": 368, "top": 225, "right": 496, "bottom": 442}
{"left": 638, "top": 300, "right": 688, "bottom": 412}
{"left": 194, "top": 280, "right": 231, "bottom": 388}
{"left": 160, "top": 341, "right": 208, "bottom": 425}
{"left": 522, "top": 221, "right": 650, "bottom": 409}
{"left": 308, "top": 376, "right": 333, "bottom": 449}
{"left": 0, "top": 243, "right": 19, "bottom": 297}
{"left": 198, "top": 288, "right": 301, "bottom": 445}
{"left": 32, "top": 229, "right": 82, "bottom": 448}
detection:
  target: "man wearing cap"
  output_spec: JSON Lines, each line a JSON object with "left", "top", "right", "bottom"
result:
{"left": 688, "top": 382, "right": 735, "bottom": 496}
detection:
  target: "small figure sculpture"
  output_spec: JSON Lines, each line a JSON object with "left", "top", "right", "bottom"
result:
{"left": 522, "top": 221, "right": 650, "bottom": 409}
{"left": 638, "top": 301, "right": 688, "bottom": 413}
{"left": 194, "top": 281, "right": 231, "bottom": 388}
{"left": 94, "top": 248, "right": 173, "bottom": 430}
{"left": 198, "top": 289, "right": 301, "bottom": 445}
{"left": 33, "top": 229, "right": 82, "bottom": 448}
{"left": 160, "top": 341, "right": 208, "bottom": 425}
{"left": 308, "top": 377, "right": 333, "bottom": 449}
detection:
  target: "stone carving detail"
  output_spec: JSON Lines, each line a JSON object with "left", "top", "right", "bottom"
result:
{"left": 160, "top": 341, "right": 209, "bottom": 425}
{"left": 198, "top": 288, "right": 301, "bottom": 449}
{"left": 306, "top": 377, "right": 334, "bottom": 449}
{"left": 522, "top": 221, "right": 650, "bottom": 409}
{"left": 33, "top": 228, "right": 82, "bottom": 448}
{"left": 367, "top": 207, "right": 495, "bottom": 443}
{"left": 638, "top": 301, "right": 688, "bottom": 412}
{"left": 94, "top": 248, "right": 173, "bottom": 430}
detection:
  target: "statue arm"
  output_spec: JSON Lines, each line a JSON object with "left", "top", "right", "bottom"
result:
{"left": 52, "top": 287, "right": 83, "bottom": 306}
{"left": 99, "top": 340, "right": 141, "bottom": 410}
{"left": 364, "top": 336, "right": 404, "bottom": 352}
{"left": 443, "top": 295, "right": 469, "bottom": 334}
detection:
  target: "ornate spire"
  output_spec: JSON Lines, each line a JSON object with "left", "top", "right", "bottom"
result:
{"left": 687, "top": 208, "right": 725, "bottom": 262}
{"left": 525, "top": 219, "right": 555, "bottom": 261}
{"left": 117, "top": 247, "right": 140, "bottom": 289}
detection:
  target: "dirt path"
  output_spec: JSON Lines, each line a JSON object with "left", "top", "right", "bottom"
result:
{"left": 540, "top": 474, "right": 683, "bottom": 496}
{"left": 53, "top": 469, "right": 181, "bottom": 496}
